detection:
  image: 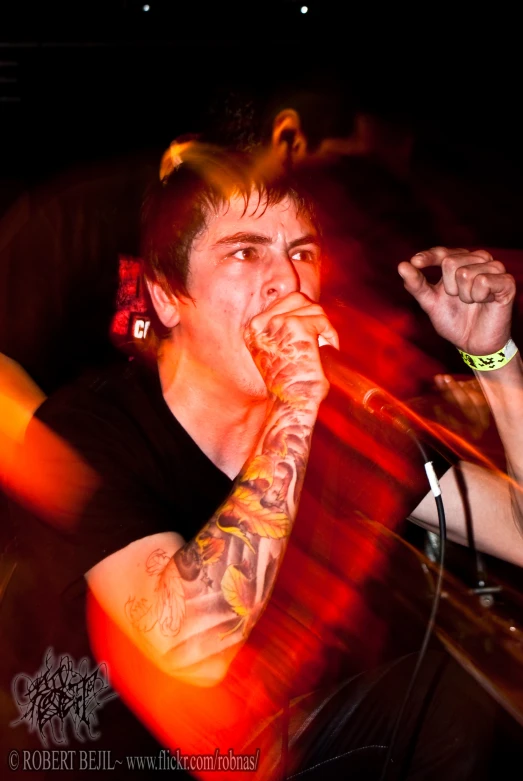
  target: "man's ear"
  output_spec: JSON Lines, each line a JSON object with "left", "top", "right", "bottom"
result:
{"left": 145, "top": 278, "right": 181, "bottom": 329}
{"left": 271, "top": 109, "right": 308, "bottom": 164}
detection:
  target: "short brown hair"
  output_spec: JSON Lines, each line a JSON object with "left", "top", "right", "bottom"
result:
{"left": 141, "top": 142, "right": 320, "bottom": 304}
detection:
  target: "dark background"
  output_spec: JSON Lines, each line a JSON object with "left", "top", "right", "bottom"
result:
{"left": 1, "top": 0, "right": 523, "bottom": 239}
{"left": 3, "top": 0, "right": 523, "bottom": 747}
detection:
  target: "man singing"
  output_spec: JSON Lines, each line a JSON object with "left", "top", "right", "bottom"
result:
{"left": 10, "top": 144, "right": 523, "bottom": 778}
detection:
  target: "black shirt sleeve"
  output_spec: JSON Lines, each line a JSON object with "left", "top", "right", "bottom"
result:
{"left": 14, "top": 380, "right": 174, "bottom": 596}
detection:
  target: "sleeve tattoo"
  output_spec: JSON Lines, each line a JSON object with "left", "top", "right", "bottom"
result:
{"left": 125, "top": 399, "right": 314, "bottom": 648}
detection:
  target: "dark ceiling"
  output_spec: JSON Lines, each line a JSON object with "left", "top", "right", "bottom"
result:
{"left": 0, "top": 1, "right": 521, "bottom": 199}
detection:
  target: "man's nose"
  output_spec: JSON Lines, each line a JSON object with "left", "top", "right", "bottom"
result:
{"left": 263, "top": 255, "right": 300, "bottom": 300}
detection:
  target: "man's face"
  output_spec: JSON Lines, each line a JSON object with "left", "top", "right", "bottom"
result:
{"left": 175, "top": 193, "right": 322, "bottom": 399}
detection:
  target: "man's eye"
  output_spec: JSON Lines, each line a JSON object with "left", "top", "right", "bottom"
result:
{"left": 232, "top": 247, "right": 258, "bottom": 261}
{"left": 291, "top": 249, "right": 316, "bottom": 263}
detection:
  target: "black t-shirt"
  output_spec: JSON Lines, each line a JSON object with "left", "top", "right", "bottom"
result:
{"left": 4, "top": 358, "right": 451, "bottom": 773}
{"left": 5, "top": 360, "right": 233, "bottom": 777}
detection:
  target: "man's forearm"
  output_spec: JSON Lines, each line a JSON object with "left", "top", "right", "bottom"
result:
{"left": 474, "top": 351, "right": 523, "bottom": 528}
{"left": 125, "top": 396, "right": 319, "bottom": 678}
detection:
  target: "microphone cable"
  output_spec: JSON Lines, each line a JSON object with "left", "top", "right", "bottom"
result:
{"left": 317, "top": 345, "right": 449, "bottom": 779}
{"left": 378, "top": 433, "right": 447, "bottom": 781}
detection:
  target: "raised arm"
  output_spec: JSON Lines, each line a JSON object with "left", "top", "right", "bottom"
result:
{"left": 86, "top": 292, "right": 338, "bottom": 686}
{"left": 399, "top": 247, "right": 523, "bottom": 564}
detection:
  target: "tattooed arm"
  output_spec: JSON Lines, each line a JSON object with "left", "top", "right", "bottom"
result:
{"left": 86, "top": 293, "right": 338, "bottom": 686}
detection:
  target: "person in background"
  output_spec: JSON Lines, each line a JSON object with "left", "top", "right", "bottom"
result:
{"left": 200, "top": 79, "right": 481, "bottom": 398}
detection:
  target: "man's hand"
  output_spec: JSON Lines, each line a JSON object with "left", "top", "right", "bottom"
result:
{"left": 398, "top": 247, "right": 516, "bottom": 355}
{"left": 433, "top": 374, "right": 491, "bottom": 441}
{"left": 245, "top": 292, "right": 339, "bottom": 404}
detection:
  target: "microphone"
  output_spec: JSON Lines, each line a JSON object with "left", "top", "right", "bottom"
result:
{"left": 319, "top": 343, "right": 441, "bottom": 488}
{"left": 362, "top": 388, "right": 417, "bottom": 438}
{"left": 318, "top": 343, "right": 415, "bottom": 437}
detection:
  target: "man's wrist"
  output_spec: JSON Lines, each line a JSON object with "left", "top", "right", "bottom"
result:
{"left": 269, "top": 381, "right": 328, "bottom": 409}
{"left": 458, "top": 338, "right": 518, "bottom": 372}
{"left": 472, "top": 350, "right": 523, "bottom": 395}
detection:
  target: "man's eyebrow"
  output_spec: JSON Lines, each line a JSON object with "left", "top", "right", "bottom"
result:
{"left": 212, "top": 232, "right": 321, "bottom": 249}
{"left": 213, "top": 232, "right": 272, "bottom": 247}
{"left": 287, "top": 234, "right": 321, "bottom": 250}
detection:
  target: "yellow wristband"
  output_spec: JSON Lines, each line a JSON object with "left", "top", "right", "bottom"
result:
{"left": 457, "top": 338, "right": 519, "bottom": 371}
